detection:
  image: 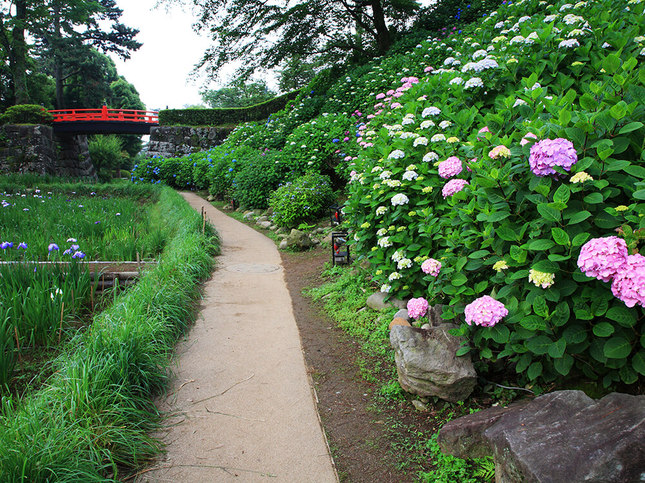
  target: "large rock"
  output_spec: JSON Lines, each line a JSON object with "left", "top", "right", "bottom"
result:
{"left": 366, "top": 292, "right": 407, "bottom": 311}
{"left": 390, "top": 324, "right": 476, "bottom": 402}
{"left": 438, "top": 390, "right": 645, "bottom": 482}
{"left": 284, "top": 229, "right": 313, "bottom": 250}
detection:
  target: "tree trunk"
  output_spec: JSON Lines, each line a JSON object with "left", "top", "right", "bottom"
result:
{"left": 52, "top": 6, "right": 65, "bottom": 109}
{"left": 369, "top": 0, "right": 391, "bottom": 54}
{"left": 12, "top": 0, "right": 29, "bottom": 104}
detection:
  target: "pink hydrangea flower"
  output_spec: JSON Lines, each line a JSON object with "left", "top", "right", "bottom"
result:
{"left": 421, "top": 258, "right": 441, "bottom": 276}
{"left": 442, "top": 179, "right": 470, "bottom": 198}
{"left": 529, "top": 138, "right": 577, "bottom": 176}
{"left": 478, "top": 126, "right": 490, "bottom": 136}
{"left": 375, "top": 93, "right": 385, "bottom": 99}
{"left": 611, "top": 254, "right": 645, "bottom": 307}
{"left": 464, "top": 295, "right": 508, "bottom": 327}
{"left": 438, "top": 156, "right": 463, "bottom": 179}
{"left": 424, "top": 66, "right": 434, "bottom": 72}
{"left": 407, "top": 297, "right": 429, "bottom": 319}
{"left": 520, "top": 132, "right": 538, "bottom": 146}
{"left": 577, "top": 236, "right": 628, "bottom": 282}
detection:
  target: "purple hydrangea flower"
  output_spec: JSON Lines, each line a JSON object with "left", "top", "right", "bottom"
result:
{"left": 407, "top": 297, "right": 429, "bottom": 320}
{"left": 611, "top": 254, "right": 645, "bottom": 307}
{"left": 48, "top": 243, "right": 59, "bottom": 252}
{"left": 438, "top": 156, "right": 463, "bottom": 179}
{"left": 464, "top": 295, "right": 508, "bottom": 327}
{"left": 577, "top": 236, "right": 628, "bottom": 282}
{"left": 529, "top": 138, "right": 577, "bottom": 176}
{"left": 442, "top": 179, "right": 470, "bottom": 198}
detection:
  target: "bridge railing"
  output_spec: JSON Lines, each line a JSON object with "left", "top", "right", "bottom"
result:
{"left": 49, "top": 106, "right": 159, "bottom": 124}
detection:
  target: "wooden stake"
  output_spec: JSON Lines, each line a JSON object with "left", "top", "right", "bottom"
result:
{"left": 14, "top": 326, "right": 21, "bottom": 362}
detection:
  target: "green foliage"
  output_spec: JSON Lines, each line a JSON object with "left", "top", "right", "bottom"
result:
{"left": 88, "top": 135, "right": 125, "bottom": 176}
{"left": 201, "top": 80, "right": 276, "bottom": 108}
{"left": 344, "top": 0, "right": 645, "bottom": 389}
{"left": 417, "top": 433, "right": 482, "bottom": 483}
{"left": 0, "top": 104, "right": 53, "bottom": 125}
{"left": 414, "top": 0, "right": 501, "bottom": 34}
{"left": 269, "top": 173, "right": 335, "bottom": 228}
{"left": 233, "top": 150, "right": 287, "bottom": 209}
{"left": 159, "top": 91, "right": 300, "bottom": 127}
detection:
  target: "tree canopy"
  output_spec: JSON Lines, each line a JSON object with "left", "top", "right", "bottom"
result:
{"left": 166, "top": 0, "right": 420, "bottom": 84}
{"left": 200, "top": 80, "right": 276, "bottom": 108}
{"left": 0, "top": 0, "right": 141, "bottom": 106}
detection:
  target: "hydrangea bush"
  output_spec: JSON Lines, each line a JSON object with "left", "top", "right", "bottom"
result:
{"left": 344, "top": 0, "right": 645, "bottom": 388}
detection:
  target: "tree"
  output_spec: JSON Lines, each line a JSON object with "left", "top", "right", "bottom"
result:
{"left": 200, "top": 81, "right": 276, "bottom": 108}
{"left": 0, "top": 0, "right": 141, "bottom": 106}
{"left": 164, "top": 0, "right": 420, "bottom": 83}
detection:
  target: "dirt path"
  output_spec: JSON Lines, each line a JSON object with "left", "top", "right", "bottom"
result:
{"left": 139, "top": 193, "right": 337, "bottom": 482}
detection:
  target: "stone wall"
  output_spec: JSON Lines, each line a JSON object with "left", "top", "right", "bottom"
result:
{"left": 0, "top": 124, "right": 96, "bottom": 178}
{"left": 146, "top": 126, "right": 234, "bottom": 158}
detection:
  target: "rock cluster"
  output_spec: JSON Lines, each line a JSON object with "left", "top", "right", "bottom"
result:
{"left": 438, "top": 390, "right": 645, "bottom": 482}
{"left": 147, "top": 126, "right": 233, "bottom": 158}
{"left": 240, "top": 210, "right": 333, "bottom": 251}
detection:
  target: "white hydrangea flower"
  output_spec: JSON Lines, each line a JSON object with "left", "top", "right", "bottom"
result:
{"left": 544, "top": 14, "right": 558, "bottom": 22}
{"left": 402, "top": 170, "right": 418, "bottom": 181}
{"left": 518, "top": 15, "right": 531, "bottom": 23}
{"left": 413, "top": 137, "right": 429, "bottom": 147}
{"left": 376, "top": 206, "right": 387, "bottom": 216}
{"left": 423, "top": 151, "right": 439, "bottom": 162}
{"left": 388, "top": 149, "right": 405, "bottom": 159}
{"left": 391, "top": 193, "right": 409, "bottom": 206}
{"left": 380, "top": 284, "right": 391, "bottom": 293}
{"left": 420, "top": 120, "right": 435, "bottom": 129}
{"left": 526, "top": 32, "right": 539, "bottom": 43}
{"left": 439, "top": 120, "right": 452, "bottom": 129}
{"left": 388, "top": 271, "right": 402, "bottom": 281}
{"left": 559, "top": 3, "right": 573, "bottom": 10}
{"left": 444, "top": 56, "right": 457, "bottom": 65}
{"left": 384, "top": 179, "right": 402, "bottom": 188}
{"left": 559, "top": 39, "right": 580, "bottom": 49}
{"left": 563, "top": 13, "right": 585, "bottom": 24}
{"left": 377, "top": 228, "right": 387, "bottom": 237}
{"left": 391, "top": 250, "right": 405, "bottom": 262}
{"left": 400, "top": 132, "right": 419, "bottom": 140}
{"left": 422, "top": 106, "right": 441, "bottom": 117}
{"left": 510, "top": 35, "right": 525, "bottom": 44}
{"left": 402, "top": 117, "right": 415, "bottom": 125}
{"left": 431, "top": 133, "right": 446, "bottom": 142}
{"left": 494, "top": 21, "right": 505, "bottom": 29}
{"left": 449, "top": 77, "right": 464, "bottom": 85}
{"left": 371, "top": 166, "right": 383, "bottom": 173}
{"left": 602, "top": 42, "right": 611, "bottom": 49}
{"left": 464, "top": 77, "right": 484, "bottom": 89}
{"left": 380, "top": 170, "right": 392, "bottom": 179}
{"left": 377, "top": 236, "right": 392, "bottom": 247}
{"left": 397, "top": 258, "right": 412, "bottom": 270}
{"left": 513, "top": 98, "right": 528, "bottom": 107}
{"left": 473, "top": 49, "right": 488, "bottom": 59}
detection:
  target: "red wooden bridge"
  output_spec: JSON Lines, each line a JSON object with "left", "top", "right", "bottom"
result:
{"left": 49, "top": 106, "right": 159, "bottom": 135}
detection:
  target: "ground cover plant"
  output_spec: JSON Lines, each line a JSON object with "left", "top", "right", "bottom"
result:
{"left": 343, "top": 0, "right": 645, "bottom": 390}
{"left": 0, "top": 187, "right": 217, "bottom": 479}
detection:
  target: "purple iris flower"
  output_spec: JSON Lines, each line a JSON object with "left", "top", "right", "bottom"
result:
{"left": 17, "top": 242, "right": 27, "bottom": 250}
{"left": 72, "top": 251, "right": 85, "bottom": 259}
{"left": 48, "top": 243, "right": 59, "bottom": 252}
{"left": 1, "top": 241, "right": 12, "bottom": 249}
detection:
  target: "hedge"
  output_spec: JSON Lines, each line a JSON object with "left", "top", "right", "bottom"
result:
{"left": 159, "top": 90, "right": 301, "bottom": 127}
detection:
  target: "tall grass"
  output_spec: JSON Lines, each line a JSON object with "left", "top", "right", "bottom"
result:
{"left": 0, "top": 188, "right": 218, "bottom": 480}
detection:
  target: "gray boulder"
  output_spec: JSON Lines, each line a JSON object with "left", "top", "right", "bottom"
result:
{"left": 390, "top": 324, "right": 476, "bottom": 403}
{"left": 366, "top": 292, "right": 407, "bottom": 311}
{"left": 257, "top": 221, "right": 272, "bottom": 229}
{"left": 394, "top": 309, "right": 410, "bottom": 321}
{"left": 438, "top": 390, "right": 645, "bottom": 482}
{"left": 243, "top": 211, "right": 255, "bottom": 221}
{"left": 256, "top": 215, "right": 269, "bottom": 223}
{"left": 284, "top": 229, "right": 313, "bottom": 250}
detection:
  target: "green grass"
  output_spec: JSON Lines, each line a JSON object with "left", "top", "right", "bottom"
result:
{"left": 0, "top": 187, "right": 218, "bottom": 480}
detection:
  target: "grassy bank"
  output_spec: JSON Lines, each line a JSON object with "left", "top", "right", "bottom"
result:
{"left": 0, "top": 188, "right": 218, "bottom": 480}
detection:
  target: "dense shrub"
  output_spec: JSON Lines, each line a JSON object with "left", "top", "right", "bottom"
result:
{"left": 0, "top": 104, "right": 53, "bottom": 125}
{"left": 269, "top": 173, "right": 335, "bottom": 228}
{"left": 88, "top": 135, "right": 125, "bottom": 177}
{"left": 159, "top": 91, "right": 300, "bottom": 126}
{"left": 281, "top": 113, "right": 356, "bottom": 182}
{"left": 233, "top": 151, "right": 287, "bottom": 209}
{"left": 344, "top": 0, "right": 645, "bottom": 389}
